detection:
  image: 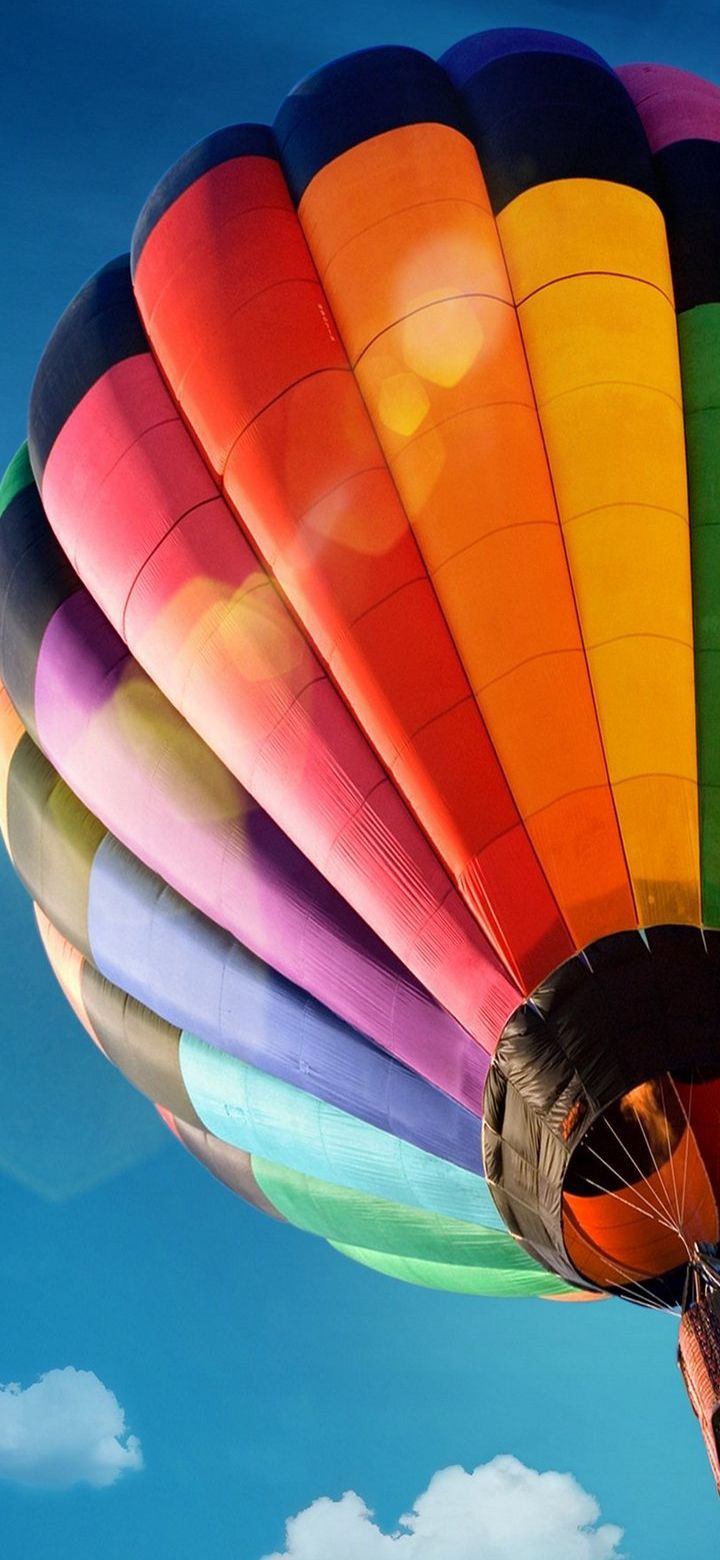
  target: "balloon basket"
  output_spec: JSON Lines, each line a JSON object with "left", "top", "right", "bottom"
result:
{"left": 678, "top": 1247, "right": 720, "bottom": 1494}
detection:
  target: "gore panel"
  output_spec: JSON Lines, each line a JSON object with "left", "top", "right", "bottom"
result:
{"left": 617, "top": 64, "right": 720, "bottom": 155}
{"left": 0, "top": 686, "right": 25, "bottom": 846}
{"left": 172, "top": 1123, "right": 288, "bottom": 1216}
{"left": 34, "top": 905, "right": 101, "bottom": 1046}
{"left": 4, "top": 709, "right": 486, "bottom": 1166}
{"left": 442, "top": 27, "right": 611, "bottom": 82}
{"left": 681, "top": 308, "right": 720, "bottom": 924}
{"left": 36, "top": 907, "right": 201, "bottom": 1125}
{"left": 79, "top": 960, "right": 200, "bottom": 1126}
{"left": 331, "top": 1242, "right": 571, "bottom": 1297}
{"left": 132, "top": 125, "right": 276, "bottom": 266}
{"left": 252, "top": 1156, "right": 507, "bottom": 1253}
{"left": 653, "top": 140, "right": 720, "bottom": 313}
{"left": 171, "top": 1114, "right": 286, "bottom": 1218}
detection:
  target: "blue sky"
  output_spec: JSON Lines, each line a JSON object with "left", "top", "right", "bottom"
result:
{"left": 1, "top": 1, "right": 719, "bottom": 1555}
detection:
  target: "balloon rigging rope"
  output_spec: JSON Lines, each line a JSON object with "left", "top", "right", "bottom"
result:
{"left": 568, "top": 1072, "right": 720, "bottom": 1309}
{"left": 580, "top": 1141, "right": 682, "bottom": 1237}
{"left": 627, "top": 1100, "right": 689, "bottom": 1246}
{"left": 658, "top": 1076, "right": 685, "bottom": 1236}
{"left": 678, "top": 1073, "right": 695, "bottom": 1238}
{"left": 579, "top": 1165, "right": 681, "bottom": 1239}
{"left": 596, "top": 1112, "right": 681, "bottom": 1233}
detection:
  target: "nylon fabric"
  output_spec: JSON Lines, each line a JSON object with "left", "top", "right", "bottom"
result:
{"left": 30, "top": 271, "right": 519, "bottom": 1042}
{"left": 4, "top": 733, "right": 102, "bottom": 956}
{"left": 37, "top": 908, "right": 202, "bottom": 1126}
{"left": 38, "top": 905, "right": 531, "bottom": 1289}
{"left": 290, "top": 100, "right": 635, "bottom": 949}
{"left": 329, "top": 1242, "right": 571, "bottom": 1297}
{"left": 132, "top": 137, "right": 570, "bottom": 987}
{"left": 680, "top": 308, "right": 720, "bottom": 924}
{"left": 10, "top": 26, "right": 720, "bottom": 1312}
{"left": 0, "top": 466, "right": 491, "bottom": 1111}
{"left": 170, "top": 1112, "right": 289, "bottom": 1220}
{"left": 179, "top": 1032, "right": 495, "bottom": 1227}
{"left": 2, "top": 708, "right": 487, "bottom": 1169}
{"left": 251, "top": 1155, "right": 507, "bottom": 1243}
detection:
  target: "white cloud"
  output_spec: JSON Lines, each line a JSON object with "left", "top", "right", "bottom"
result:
{"left": 262, "top": 1457, "right": 625, "bottom": 1560}
{"left": 0, "top": 1367, "right": 143, "bottom": 1489}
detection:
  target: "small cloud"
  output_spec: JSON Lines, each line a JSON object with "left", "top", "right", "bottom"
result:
{"left": 262, "top": 1457, "right": 625, "bottom": 1560}
{"left": 0, "top": 1368, "right": 143, "bottom": 1489}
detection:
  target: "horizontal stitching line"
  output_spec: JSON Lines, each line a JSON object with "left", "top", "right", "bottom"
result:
{"left": 475, "top": 646, "right": 584, "bottom": 696}
{"left": 342, "top": 574, "right": 428, "bottom": 633}
{"left": 538, "top": 378, "right": 683, "bottom": 413}
{"left": 175, "top": 275, "right": 326, "bottom": 403}
{"left": 562, "top": 500, "right": 687, "bottom": 525}
{"left": 353, "top": 290, "right": 512, "bottom": 369}
{"left": 517, "top": 269, "right": 674, "bottom": 309}
{"left": 121, "top": 493, "right": 223, "bottom": 640}
{"left": 387, "top": 398, "right": 534, "bottom": 465}
{"left": 297, "top": 462, "right": 388, "bottom": 522}
{"left": 248, "top": 672, "right": 327, "bottom": 792}
{"left": 223, "top": 366, "right": 349, "bottom": 461}
{"left": 587, "top": 631, "right": 693, "bottom": 651}
{"left": 142, "top": 202, "right": 296, "bottom": 326}
{"left": 431, "top": 520, "right": 560, "bottom": 577}
{"left": 318, "top": 194, "right": 495, "bottom": 280}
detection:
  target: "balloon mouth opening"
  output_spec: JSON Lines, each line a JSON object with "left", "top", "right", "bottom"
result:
{"left": 562, "top": 1070, "right": 720, "bottom": 1297}
{"left": 482, "top": 926, "right": 720, "bottom": 1308}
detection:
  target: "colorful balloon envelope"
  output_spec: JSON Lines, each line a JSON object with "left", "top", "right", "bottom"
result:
{"left": 6, "top": 25, "right": 720, "bottom": 1311}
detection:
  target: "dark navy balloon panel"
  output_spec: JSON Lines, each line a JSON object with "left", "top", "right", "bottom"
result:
{"left": 5, "top": 26, "right": 720, "bottom": 1308}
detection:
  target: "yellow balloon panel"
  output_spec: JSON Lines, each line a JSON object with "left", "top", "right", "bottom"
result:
{"left": 497, "top": 179, "right": 674, "bottom": 303}
{"left": 586, "top": 635, "right": 699, "bottom": 922}
{"left": 539, "top": 385, "right": 687, "bottom": 522}
{"left": 563, "top": 507, "right": 691, "bottom": 646}
{"left": 520, "top": 274, "right": 681, "bottom": 404}
{"left": 587, "top": 638, "right": 696, "bottom": 780}
{"left": 498, "top": 179, "right": 700, "bottom": 927}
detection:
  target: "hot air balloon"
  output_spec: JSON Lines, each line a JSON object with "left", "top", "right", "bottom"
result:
{"left": 5, "top": 21, "right": 720, "bottom": 1480}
